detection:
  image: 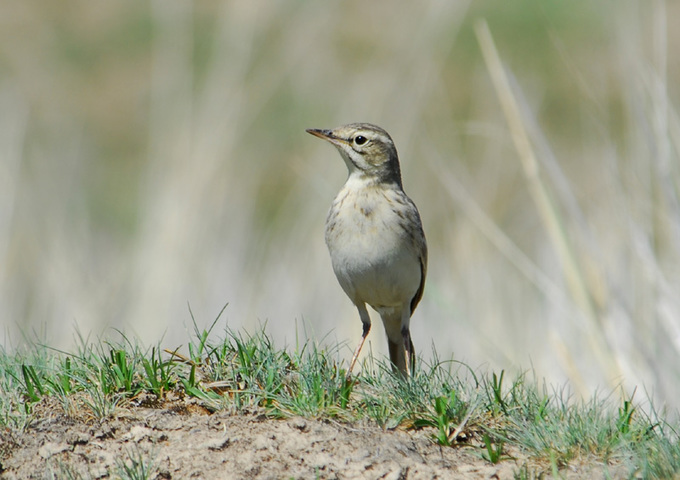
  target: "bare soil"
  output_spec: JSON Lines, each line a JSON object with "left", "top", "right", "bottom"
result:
{"left": 0, "top": 393, "right": 623, "bottom": 479}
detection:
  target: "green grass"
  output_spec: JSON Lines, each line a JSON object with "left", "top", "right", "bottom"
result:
{"left": 113, "top": 446, "right": 159, "bottom": 480}
{"left": 2, "top": 319, "right": 679, "bottom": 479}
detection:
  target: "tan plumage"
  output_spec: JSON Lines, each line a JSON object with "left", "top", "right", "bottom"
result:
{"left": 306, "top": 123, "right": 427, "bottom": 377}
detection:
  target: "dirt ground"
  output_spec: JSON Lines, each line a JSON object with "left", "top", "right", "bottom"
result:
{"left": 0, "top": 393, "right": 623, "bottom": 479}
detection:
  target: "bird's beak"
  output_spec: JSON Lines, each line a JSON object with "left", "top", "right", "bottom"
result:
{"left": 306, "top": 128, "right": 346, "bottom": 146}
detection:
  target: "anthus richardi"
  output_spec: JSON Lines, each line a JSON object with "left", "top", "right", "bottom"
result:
{"left": 306, "top": 123, "right": 427, "bottom": 377}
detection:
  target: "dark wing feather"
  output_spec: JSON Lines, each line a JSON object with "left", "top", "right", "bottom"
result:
{"left": 410, "top": 249, "right": 427, "bottom": 315}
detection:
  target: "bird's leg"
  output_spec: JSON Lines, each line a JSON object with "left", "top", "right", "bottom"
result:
{"left": 401, "top": 327, "right": 415, "bottom": 378}
{"left": 347, "top": 304, "right": 371, "bottom": 380}
{"left": 401, "top": 310, "right": 414, "bottom": 378}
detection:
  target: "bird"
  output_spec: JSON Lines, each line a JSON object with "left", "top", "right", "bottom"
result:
{"left": 306, "top": 123, "right": 427, "bottom": 378}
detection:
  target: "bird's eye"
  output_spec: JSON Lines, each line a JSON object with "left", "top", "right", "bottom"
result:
{"left": 354, "top": 135, "right": 367, "bottom": 146}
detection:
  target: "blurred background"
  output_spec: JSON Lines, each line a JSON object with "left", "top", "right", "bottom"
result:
{"left": 1, "top": 0, "right": 680, "bottom": 407}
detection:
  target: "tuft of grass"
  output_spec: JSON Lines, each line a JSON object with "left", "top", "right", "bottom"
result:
{"left": 2, "top": 323, "right": 680, "bottom": 477}
{"left": 46, "top": 462, "right": 83, "bottom": 480}
{"left": 482, "top": 433, "right": 506, "bottom": 464}
{"left": 114, "top": 446, "right": 158, "bottom": 480}
{"left": 412, "top": 388, "right": 464, "bottom": 446}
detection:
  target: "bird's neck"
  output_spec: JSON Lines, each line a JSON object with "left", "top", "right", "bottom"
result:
{"left": 345, "top": 169, "right": 403, "bottom": 191}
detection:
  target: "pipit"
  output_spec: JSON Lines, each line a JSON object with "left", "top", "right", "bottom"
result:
{"left": 306, "top": 123, "right": 427, "bottom": 378}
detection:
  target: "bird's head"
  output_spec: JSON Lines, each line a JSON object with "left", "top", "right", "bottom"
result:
{"left": 306, "top": 123, "right": 402, "bottom": 187}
